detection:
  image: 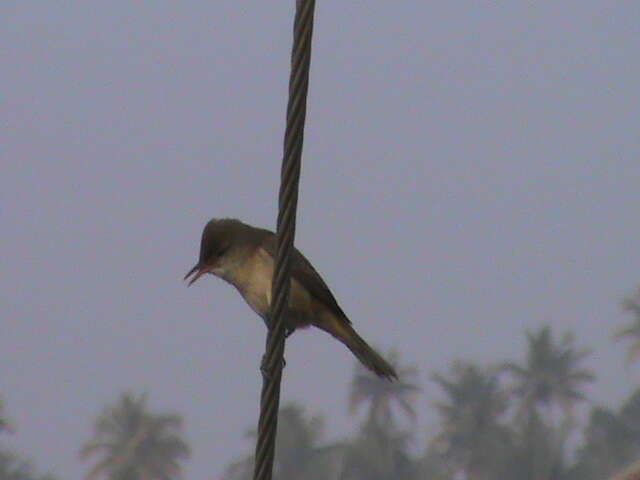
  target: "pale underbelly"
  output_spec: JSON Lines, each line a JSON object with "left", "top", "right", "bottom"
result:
{"left": 223, "top": 247, "right": 316, "bottom": 329}
{"left": 239, "top": 282, "right": 314, "bottom": 329}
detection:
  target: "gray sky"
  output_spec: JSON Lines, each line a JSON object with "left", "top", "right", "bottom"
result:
{"left": 2, "top": 1, "right": 640, "bottom": 479}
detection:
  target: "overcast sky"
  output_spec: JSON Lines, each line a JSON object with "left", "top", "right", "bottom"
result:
{"left": 3, "top": 1, "right": 640, "bottom": 479}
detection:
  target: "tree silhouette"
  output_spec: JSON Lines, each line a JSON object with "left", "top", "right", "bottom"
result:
{"left": 0, "top": 397, "right": 14, "bottom": 435}
{"left": 0, "top": 398, "right": 56, "bottom": 480}
{"left": 0, "top": 452, "right": 57, "bottom": 480}
{"left": 572, "top": 407, "right": 639, "bottom": 480}
{"left": 340, "top": 421, "right": 414, "bottom": 480}
{"left": 431, "top": 360, "right": 511, "bottom": 480}
{"left": 348, "top": 350, "right": 420, "bottom": 430}
{"left": 613, "top": 288, "right": 640, "bottom": 364}
{"left": 222, "top": 404, "right": 340, "bottom": 480}
{"left": 80, "top": 393, "right": 190, "bottom": 480}
{"left": 501, "top": 325, "right": 594, "bottom": 422}
{"left": 500, "top": 325, "right": 594, "bottom": 480}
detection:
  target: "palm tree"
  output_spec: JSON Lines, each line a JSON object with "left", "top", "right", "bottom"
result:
{"left": 613, "top": 288, "right": 640, "bottom": 364}
{"left": 342, "top": 352, "right": 420, "bottom": 479}
{"left": 348, "top": 350, "right": 420, "bottom": 430}
{"left": 0, "top": 397, "right": 11, "bottom": 434}
{"left": 596, "top": 388, "right": 640, "bottom": 480}
{"left": 570, "top": 390, "right": 640, "bottom": 480}
{"left": 0, "top": 451, "right": 57, "bottom": 480}
{"left": 431, "top": 360, "right": 511, "bottom": 480}
{"left": 410, "top": 444, "right": 453, "bottom": 480}
{"left": 500, "top": 326, "right": 594, "bottom": 480}
{"left": 222, "top": 403, "right": 341, "bottom": 480}
{"left": 271, "top": 404, "right": 340, "bottom": 480}
{"left": 0, "top": 398, "right": 56, "bottom": 480}
{"left": 571, "top": 407, "right": 640, "bottom": 480}
{"left": 340, "top": 421, "right": 414, "bottom": 480}
{"left": 79, "top": 392, "right": 190, "bottom": 480}
{"left": 501, "top": 325, "right": 594, "bottom": 422}
{"left": 619, "top": 388, "right": 640, "bottom": 434}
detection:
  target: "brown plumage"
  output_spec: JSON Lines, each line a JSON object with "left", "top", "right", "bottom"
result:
{"left": 185, "top": 218, "right": 397, "bottom": 380}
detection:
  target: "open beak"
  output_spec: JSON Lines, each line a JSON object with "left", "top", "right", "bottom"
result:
{"left": 184, "top": 263, "right": 212, "bottom": 287}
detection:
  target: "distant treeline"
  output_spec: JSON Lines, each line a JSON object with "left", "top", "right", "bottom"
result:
{"left": 4, "top": 288, "right": 640, "bottom": 480}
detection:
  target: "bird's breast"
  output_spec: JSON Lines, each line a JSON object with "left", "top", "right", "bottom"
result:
{"left": 225, "top": 248, "right": 315, "bottom": 327}
{"left": 224, "top": 248, "right": 274, "bottom": 318}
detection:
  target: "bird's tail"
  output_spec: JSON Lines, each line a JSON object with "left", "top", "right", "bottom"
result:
{"left": 318, "top": 318, "right": 397, "bottom": 380}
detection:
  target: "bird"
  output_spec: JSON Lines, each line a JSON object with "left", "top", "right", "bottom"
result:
{"left": 184, "top": 218, "right": 397, "bottom": 380}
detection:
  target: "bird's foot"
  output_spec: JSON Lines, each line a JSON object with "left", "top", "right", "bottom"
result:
{"left": 260, "top": 354, "right": 286, "bottom": 379}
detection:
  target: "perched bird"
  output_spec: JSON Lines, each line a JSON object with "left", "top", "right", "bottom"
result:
{"left": 184, "top": 218, "right": 397, "bottom": 380}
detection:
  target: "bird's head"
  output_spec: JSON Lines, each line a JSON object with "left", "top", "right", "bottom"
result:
{"left": 184, "top": 218, "right": 252, "bottom": 286}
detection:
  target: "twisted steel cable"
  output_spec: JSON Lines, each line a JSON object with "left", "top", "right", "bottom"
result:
{"left": 252, "top": 1, "right": 316, "bottom": 480}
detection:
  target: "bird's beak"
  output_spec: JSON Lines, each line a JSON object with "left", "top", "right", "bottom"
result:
{"left": 184, "top": 263, "right": 212, "bottom": 287}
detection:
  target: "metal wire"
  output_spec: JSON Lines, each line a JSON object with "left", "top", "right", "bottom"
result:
{"left": 252, "top": 1, "right": 316, "bottom": 480}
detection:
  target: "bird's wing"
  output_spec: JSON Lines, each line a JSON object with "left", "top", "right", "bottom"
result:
{"left": 260, "top": 233, "right": 351, "bottom": 324}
